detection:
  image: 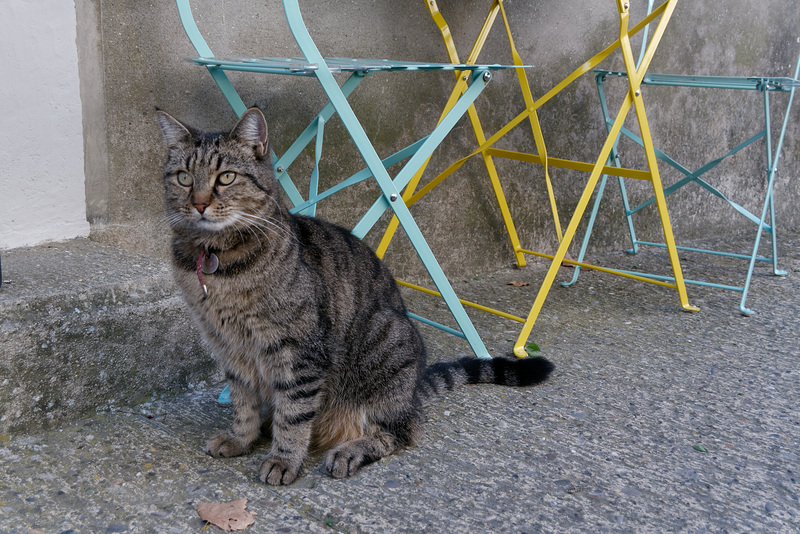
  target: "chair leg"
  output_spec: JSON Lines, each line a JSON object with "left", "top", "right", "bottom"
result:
{"left": 561, "top": 175, "right": 609, "bottom": 288}
{"left": 513, "top": 0, "right": 695, "bottom": 356}
{"left": 565, "top": 74, "right": 632, "bottom": 288}
{"left": 740, "top": 170, "right": 777, "bottom": 316}
{"left": 307, "top": 60, "right": 491, "bottom": 356}
{"left": 740, "top": 83, "right": 797, "bottom": 314}
{"left": 595, "top": 74, "right": 640, "bottom": 255}
{"left": 769, "top": 195, "right": 786, "bottom": 277}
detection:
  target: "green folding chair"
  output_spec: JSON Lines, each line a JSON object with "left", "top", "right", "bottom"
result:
{"left": 175, "top": 0, "right": 529, "bottom": 365}
{"left": 565, "top": 1, "right": 800, "bottom": 315}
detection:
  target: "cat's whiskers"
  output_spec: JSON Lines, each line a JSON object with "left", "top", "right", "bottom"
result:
{"left": 231, "top": 220, "right": 251, "bottom": 247}
{"left": 246, "top": 212, "right": 295, "bottom": 239}
{"left": 234, "top": 211, "right": 279, "bottom": 248}
{"left": 229, "top": 213, "right": 264, "bottom": 248}
{"left": 242, "top": 217, "right": 279, "bottom": 246}
{"left": 238, "top": 212, "right": 298, "bottom": 244}
{"left": 164, "top": 212, "right": 185, "bottom": 230}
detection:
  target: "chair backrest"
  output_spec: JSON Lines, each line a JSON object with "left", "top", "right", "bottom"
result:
{"left": 175, "top": 0, "right": 214, "bottom": 59}
{"left": 175, "top": 0, "right": 248, "bottom": 116}
{"left": 638, "top": 0, "right": 657, "bottom": 67}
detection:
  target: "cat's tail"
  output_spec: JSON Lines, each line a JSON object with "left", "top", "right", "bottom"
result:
{"left": 418, "top": 356, "right": 554, "bottom": 404}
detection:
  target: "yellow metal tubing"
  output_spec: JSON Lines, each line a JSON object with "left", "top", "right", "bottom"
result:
{"left": 512, "top": 0, "right": 693, "bottom": 357}
{"left": 376, "top": 0, "right": 502, "bottom": 260}
{"left": 404, "top": 149, "right": 653, "bottom": 208}
{"left": 458, "top": 0, "right": 536, "bottom": 266}
{"left": 617, "top": 0, "right": 697, "bottom": 312}
{"left": 497, "top": 0, "right": 561, "bottom": 243}
{"left": 513, "top": 89, "right": 637, "bottom": 357}
{"left": 392, "top": 0, "right": 672, "bottom": 221}
{"left": 518, "top": 248, "right": 679, "bottom": 289}
{"left": 484, "top": 149, "right": 654, "bottom": 181}
{"left": 378, "top": 0, "right": 694, "bottom": 358}
{"left": 393, "top": 6, "right": 671, "bottom": 215}
{"left": 468, "top": 110, "right": 529, "bottom": 267}
{"left": 427, "top": 0, "right": 461, "bottom": 63}
{"left": 464, "top": 1, "right": 502, "bottom": 64}
{"left": 397, "top": 280, "right": 527, "bottom": 323}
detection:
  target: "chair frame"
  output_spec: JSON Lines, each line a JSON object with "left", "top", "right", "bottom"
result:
{"left": 565, "top": 3, "right": 800, "bottom": 315}
{"left": 375, "top": 0, "right": 695, "bottom": 357}
{"left": 175, "top": 0, "right": 534, "bottom": 359}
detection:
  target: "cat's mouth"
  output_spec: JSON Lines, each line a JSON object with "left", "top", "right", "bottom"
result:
{"left": 192, "top": 214, "right": 240, "bottom": 234}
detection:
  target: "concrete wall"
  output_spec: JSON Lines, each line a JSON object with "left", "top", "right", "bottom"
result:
{"left": 0, "top": 1, "right": 90, "bottom": 249}
{"left": 76, "top": 0, "right": 800, "bottom": 281}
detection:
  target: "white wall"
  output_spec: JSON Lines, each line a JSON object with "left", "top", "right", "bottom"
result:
{"left": 0, "top": 1, "right": 90, "bottom": 250}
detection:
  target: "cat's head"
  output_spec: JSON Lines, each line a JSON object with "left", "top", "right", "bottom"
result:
{"left": 157, "top": 108, "right": 283, "bottom": 245}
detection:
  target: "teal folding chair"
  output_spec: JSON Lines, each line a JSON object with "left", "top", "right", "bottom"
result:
{"left": 175, "top": 0, "right": 526, "bottom": 366}
{"left": 564, "top": 2, "right": 800, "bottom": 315}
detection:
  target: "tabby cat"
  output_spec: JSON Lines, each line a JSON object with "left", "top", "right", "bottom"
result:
{"left": 157, "top": 108, "right": 554, "bottom": 486}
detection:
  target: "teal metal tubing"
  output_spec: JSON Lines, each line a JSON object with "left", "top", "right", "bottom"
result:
{"left": 739, "top": 68, "right": 798, "bottom": 314}
{"left": 176, "top": 0, "right": 247, "bottom": 117}
{"left": 633, "top": 240, "right": 774, "bottom": 263}
{"left": 281, "top": 0, "right": 490, "bottom": 357}
{"left": 190, "top": 58, "right": 317, "bottom": 76}
{"left": 571, "top": 46, "right": 800, "bottom": 314}
{"left": 406, "top": 313, "right": 467, "bottom": 339}
{"left": 605, "top": 268, "right": 746, "bottom": 293}
{"left": 563, "top": 71, "right": 634, "bottom": 288}
{"left": 274, "top": 72, "right": 367, "bottom": 207}
{"left": 622, "top": 128, "right": 769, "bottom": 228}
{"left": 351, "top": 68, "right": 492, "bottom": 238}
{"left": 288, "top": 138, "right": 429, "bottom": 215}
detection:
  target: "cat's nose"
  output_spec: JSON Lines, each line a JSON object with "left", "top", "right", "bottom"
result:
{"left": 194, "top": 203, "right": 210, "bottom": 214}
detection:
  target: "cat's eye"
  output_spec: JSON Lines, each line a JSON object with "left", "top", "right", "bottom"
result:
{"left": 218, "top": 171, "right": 237, "bottom": 186}
{"left": 176, "top": 171, "right": 193, "bottom": 187}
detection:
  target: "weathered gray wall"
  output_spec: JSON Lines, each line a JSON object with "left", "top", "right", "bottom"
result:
{"left": 75, "top": 0, "right": 800, "bottom": 282}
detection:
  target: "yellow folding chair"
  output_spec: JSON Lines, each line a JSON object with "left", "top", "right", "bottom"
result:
{"left": 378, "top": 0, "right": 697, "bottom": 358}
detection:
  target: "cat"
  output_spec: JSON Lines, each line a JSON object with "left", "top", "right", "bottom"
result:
{"left": 157, "top": 107, "right": 554, "bottom": 486}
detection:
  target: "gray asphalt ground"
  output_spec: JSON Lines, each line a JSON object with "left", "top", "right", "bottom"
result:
{"left": 1, "top": 231, "right": 799, "bottom": 533}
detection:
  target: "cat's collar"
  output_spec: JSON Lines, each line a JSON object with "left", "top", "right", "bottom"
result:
{"left": 196, "top": 247, "right": 219, "bottom": 297}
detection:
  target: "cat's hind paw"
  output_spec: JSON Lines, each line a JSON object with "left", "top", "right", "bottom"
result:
{"left": 258, "top": 455, "right": 302, "bottom": 486}
{"left": 204, "top": 433, "right": 251, "bottom": 458}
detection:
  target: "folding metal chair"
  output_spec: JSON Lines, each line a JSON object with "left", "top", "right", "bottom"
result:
{"left": 374, "top": 0, "right": 695, "bottom": 357}
{"left": 567, "top": 6, "right": 800, "bottom": 314}
{"left": 175, "top": 0, "right": 533, "bottom": 360}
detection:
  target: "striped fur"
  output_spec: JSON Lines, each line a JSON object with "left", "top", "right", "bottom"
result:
{"left": 157, "top": 108, "right": 554, "bottom": 486}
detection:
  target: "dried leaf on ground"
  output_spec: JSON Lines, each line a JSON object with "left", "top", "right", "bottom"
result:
{"left": 506, "top": 281, "right": 530, "bottom": 287}
{"left": 196, "top": 498, "right": 256, "bottom": 531}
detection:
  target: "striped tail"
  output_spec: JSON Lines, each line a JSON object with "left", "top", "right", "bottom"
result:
{"left": 418, "top": 356, "right": 555, "bottom": 404}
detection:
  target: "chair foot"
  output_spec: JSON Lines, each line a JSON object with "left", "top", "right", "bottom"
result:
{"left": 217, "top": 384, "right": 232, "bottom": 405}
{"left": 739, "top": 305, "right": 755, "bottom": 316}
{"left": 682, "top": 303, "right": 700, "bottom": 312}
{"left": 773, "top": 269, "right": 788, "bottom": 277}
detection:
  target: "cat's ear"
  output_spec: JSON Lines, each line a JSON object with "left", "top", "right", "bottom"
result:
{"left": 157, "top": 111, "right": 192, "bottom": 150}
{"left": 231, "top": 108, "right": 269, "bottom": 158}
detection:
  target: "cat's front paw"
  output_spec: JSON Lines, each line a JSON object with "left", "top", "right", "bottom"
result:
{"left": 323, "top": 445, "right": 366, "bottom": 479}
{"left": 204, "top": 433, "right": 251, "bottom": 458}
{"left": 258, "top": 455, "right": 302, "bottom": 486}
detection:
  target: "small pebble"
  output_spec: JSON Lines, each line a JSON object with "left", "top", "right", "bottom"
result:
{"left": 765, "top": 502, "right": 776, "bottom": 513}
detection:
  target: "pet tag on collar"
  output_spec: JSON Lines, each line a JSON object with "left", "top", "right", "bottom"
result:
{"left": 201, "top": 252, "right": 219, "bottom": 274}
